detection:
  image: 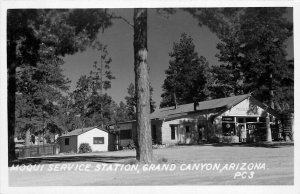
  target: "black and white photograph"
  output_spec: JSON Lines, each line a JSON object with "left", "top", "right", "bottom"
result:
{"left": 0, "top": 0, "right": 298, "bottom": 193}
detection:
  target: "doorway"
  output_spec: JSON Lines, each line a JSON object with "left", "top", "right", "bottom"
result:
{"left": 237, "top": 124, "right": 246, "bottom": 142}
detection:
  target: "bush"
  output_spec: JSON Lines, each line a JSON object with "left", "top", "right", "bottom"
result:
{"left": 79, "top": 143, "right": 92, "bottom": 153}
{"left": 128, "top": 141, "right": 136, "bottom": 150}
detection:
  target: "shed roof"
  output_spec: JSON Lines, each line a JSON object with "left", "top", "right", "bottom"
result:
{"left": 150, "top": 94, "right": 251, "bottom": 120}
{"left": 60, "top": 126, "right": 107, "bottom": 137}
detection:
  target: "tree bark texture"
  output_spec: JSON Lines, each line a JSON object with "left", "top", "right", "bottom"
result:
{"left": 7, "top": 39, "right": 17, "bottom": 164}
{"left": 133, "top": 8, "right": 153, "bottom": 163}
{"left": 25, "top": 128, "right": 31, "bottom": 146}
{"left": 266, "top": 114, "right": 272, "bottom": 142}
{"left": 266, "top": 72, "right": 273, "bottom": 142}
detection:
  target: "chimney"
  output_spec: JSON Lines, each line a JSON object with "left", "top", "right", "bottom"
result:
{"left": 194, "top": 102, "right": 199, "bottom": 111}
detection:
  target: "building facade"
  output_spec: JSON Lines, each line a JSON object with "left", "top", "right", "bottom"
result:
{"left": 113, "top": 94, "right": 280, "bottom": 147}
{"left": 58, "top": 126, "right": 115, "bottom": 153}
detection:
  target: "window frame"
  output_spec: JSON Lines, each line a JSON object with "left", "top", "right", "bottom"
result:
{"left": 93, "top": 137, "right": 105, "bottom": 144}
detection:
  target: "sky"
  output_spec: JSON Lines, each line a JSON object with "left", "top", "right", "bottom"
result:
{"left": 63, "top": 8, "right": 293, "bottom": 107}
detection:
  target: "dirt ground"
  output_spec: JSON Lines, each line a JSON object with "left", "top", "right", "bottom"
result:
{"left": 9, "top": 144, "right": 294, "bottom": 186}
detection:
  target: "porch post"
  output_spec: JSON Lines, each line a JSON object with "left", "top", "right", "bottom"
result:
{"left": 194, "top": 118, "right": 198, "bottom": 144}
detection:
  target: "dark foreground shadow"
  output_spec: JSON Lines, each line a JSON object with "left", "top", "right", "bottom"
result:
{"left": 207, "top": 142, "right": 294, "bottom": 148}
{"left": 177, "top": 141, "right": 294, "bottom": 148}
{"left": 10, "top": 154, "right": 135, "bottom": 167}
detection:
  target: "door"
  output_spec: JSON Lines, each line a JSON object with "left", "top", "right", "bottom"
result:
{"left": 178, "top": 126, "right": 185, "bottom": 143}
{"left": 246, "top": 123, "right": 256, "bottom": 142}
{"left": 185, "top": 126, "right": 191, "bottom": 144}
{"left": 238, "top": 124, "right": 246, "bottom": 142}
{"left": 170, "top": 125, "right": 178, "bottom": 141}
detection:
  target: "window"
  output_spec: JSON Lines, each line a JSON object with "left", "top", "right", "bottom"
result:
{"left": 65, "top": 138, "right": 69, "bottom": 145}
{"left": 120, "top": 130, "right": 132, "bottom": 140}
{"left": 186, "top": 126, "right": 190, "bottom": 133}
{"left": 94, "top": 137, "right": 104, "bottom": 144}
{"left": 222, "top": 123, "right": 235, "bottom": 136}
{"left": 259, "top": 117, "right": 266, "bottom": 123}
{"left": 246, "top": 117, "right": 257, "bottom": 123}
{"left": 237, "top": 118, "right": 244, "bottom": 123}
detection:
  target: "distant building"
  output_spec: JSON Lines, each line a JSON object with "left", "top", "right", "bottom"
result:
{"left": 58, "top": 126, "right": 116, "bottom": 153}
{"left": 111, "top": 94, "right": 280, "bottom": 146}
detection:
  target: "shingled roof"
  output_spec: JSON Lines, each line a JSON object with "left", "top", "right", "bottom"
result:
{"left": 60, "top": 126, "right": 108, "bottom": 137}
{"left": 150, "top": 94, "right": 251, "bottom": 120}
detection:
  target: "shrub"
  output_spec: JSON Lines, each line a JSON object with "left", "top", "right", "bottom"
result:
{"left": 128, "top": 141, "right": 136, "bottom": 150}
{"left": 79, "top": 143, "right": 92, "bottom": 153}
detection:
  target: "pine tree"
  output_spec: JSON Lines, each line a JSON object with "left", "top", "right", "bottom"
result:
{"left": 70, "top": 46, "right": 115, "bottom": 129}
{"left": 8, "top": 9, "right": 112, "bottom": 162}
{"left": 160, "top": 33, "right": 210, "bottom": 108}
{"left": 214, "top": 8, "right": 293, "bottom": 113}
{"left": 133, "top": 8, "right": 153, "bottom": 163}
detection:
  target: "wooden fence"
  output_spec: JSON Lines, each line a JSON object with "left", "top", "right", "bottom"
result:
{"left": 17, "top": 144, "right": 59, "bottom": 158}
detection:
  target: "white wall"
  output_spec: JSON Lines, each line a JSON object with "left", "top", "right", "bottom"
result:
{"left": 161, "top": 118, "right": 197, "bottom": 145}
{"left": 77, "top": 128, "right": 108, "bottom": 152}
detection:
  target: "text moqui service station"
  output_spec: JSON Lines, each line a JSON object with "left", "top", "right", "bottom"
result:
{"left": 11, "top": 162, "right": 267, "bottom": 177}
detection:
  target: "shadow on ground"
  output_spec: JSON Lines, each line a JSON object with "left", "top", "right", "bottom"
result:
{"left": 178, "top": 142, "right": 294, "bottom": 148}
{"left": 10, "top": 155, "right": 135, "bottom": 166}
{"left": 214, "top": 141, "right": 293, "bottom": 148}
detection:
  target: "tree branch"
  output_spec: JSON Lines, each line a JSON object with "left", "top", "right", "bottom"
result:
{"left": 108, "top": 12, "right": 134, "bottom": 28}
{"left": 114, "top": 15, "right": 134, "bottom": 28}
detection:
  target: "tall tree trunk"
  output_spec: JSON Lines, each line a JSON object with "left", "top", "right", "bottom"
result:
{"left": 266, "top": 72, "right": 273, "bottom": 142}
{"left": 7, "top": 40, "right": 17, "bottom": 164}
{"left": 266, "top": 114, "right": 272, "bottom": 142}
{"left": 133, "top": 8, "right": 153, "bottom": 163}
{"left": 25, "top": 128, "right": 31, "bottom": 146}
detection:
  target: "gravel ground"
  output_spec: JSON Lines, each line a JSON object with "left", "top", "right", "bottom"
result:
{"left": 9, "top": 144, "right": 294, "bottom": 186}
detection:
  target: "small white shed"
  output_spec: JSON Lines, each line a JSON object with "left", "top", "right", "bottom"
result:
{"left": 58, "top": 126, "right": 115, "bottom": 153}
